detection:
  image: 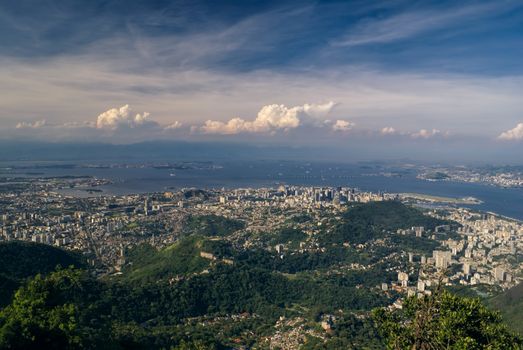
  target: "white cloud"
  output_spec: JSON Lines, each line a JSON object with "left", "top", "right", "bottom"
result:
{"left": 96, "top": 104, "right": 158, "bottom": 130}
{"left": 332, "top": 119, "right": 354, "bottom": 132}
{"left": 164, "top": 121, "right": 183, "bottom": 130}
{"left": 411, "top": 128, "right": 445, "bottom": 139}
{"left": 498, "top": 123, "right": 523, "bottom": 141}
{"left": 380, "top": 126, "right": 397, "bottom": 135}
{"left": 2, "top": 53, "right": 523, "bottom": 140}
{"left": 201, "top": 102, "right": 335, "bottom": 134}
{"left": 200, "top": 118, "right": 249, "bottom": 135}
{"left": 16, "top": 120, "right": 47, "bottom": 129}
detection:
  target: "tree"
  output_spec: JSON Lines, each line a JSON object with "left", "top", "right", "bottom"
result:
{"left": 373, "top": 289, "right": 523, "bottom": 349}
{"left": 0, "top": 268, "right": 84, "bottom": 349}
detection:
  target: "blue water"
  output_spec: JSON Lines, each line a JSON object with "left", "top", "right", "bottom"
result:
{"left": 3, "top": 160, "right": 523, "bottom": 220}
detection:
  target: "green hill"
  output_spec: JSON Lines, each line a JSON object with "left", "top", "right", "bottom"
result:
{"left": 0, "top": 241, "right": 85, "bottom": 306}
{"left": 122, "top": 236, "right": 212, "bottom": 283}
{"left": 489, "top": 282, "right": 523, "bottom": 334}
{"left": 184, "top": 214, "right": 245, "bottom": 237}
{"left": 322, "top": 200, "right": 450, "bottom": 244}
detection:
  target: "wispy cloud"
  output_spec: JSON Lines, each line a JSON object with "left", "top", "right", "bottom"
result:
{"left": 332, "top": 2, "right": 508, "bottom": 47}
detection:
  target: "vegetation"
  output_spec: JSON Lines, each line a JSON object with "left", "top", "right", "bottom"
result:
{"left": 184, "top": 215, "right": 245, "bottom": 237}
{"left": 0, "top": 268, "right": 110, "bottom": 350}
{"left": 424, "top": 172, "right": 450, "bottom": 180}
{"left": 0, "top": 233, "right": 393, "bottom": 349}
{"left": 266, "top": 227, "right": 307, "bottom": 249}
{"left": 321, "top": 201, "right": 449, "bottom": 245}
{"left": 0, "top": 202, "right": 513, "bottom": 349}
{"left": 123, "top": 237, "right": 210, "bottom": 283}
{"left": 489, "top": 282, "right": 523, "bottom": 335}
{"left": 0, "top": 242, "right": 85, "bottom": 307}
{"left": 374, "top": 288, "right": 522, "bottom": 349}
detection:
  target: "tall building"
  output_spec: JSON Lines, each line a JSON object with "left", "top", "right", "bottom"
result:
{"left": 494, "top": 267, "right": 505, "bottom": 282}
{"left": 433, "top": 250, "right": 452, "bottom": 269}
{"left": 398, "top": 272, "right": 409, "bottom": 287}
{"left": 463, "top": 262, "right": 471, "bottom": 275}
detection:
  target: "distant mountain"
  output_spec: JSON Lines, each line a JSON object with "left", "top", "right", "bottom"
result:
{"left": 0, "top": 241, "right": 85, "bottom": 306}
{"left": 0, "top": 140, "right": 318, "bottom": 162}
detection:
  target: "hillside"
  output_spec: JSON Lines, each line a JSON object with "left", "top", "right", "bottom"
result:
{"left": 0, "top": 241, "right": 85, "bottom": 306}
{"left": 321, "top": 200, "right": 450, "bottom": 245}
{"left": 122, "top": 236, "right": 212, "bottom": 283}
{"left": 489, "top": 282, "right": 523, "bottom": 334}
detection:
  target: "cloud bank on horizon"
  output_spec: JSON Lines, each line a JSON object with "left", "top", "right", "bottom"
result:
{"left": 1, "top": 0, "right": 523, "bottom": 156}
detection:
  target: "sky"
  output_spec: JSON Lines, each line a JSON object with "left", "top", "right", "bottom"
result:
{"left": 1, "top": 0, "right": 523, "bottom": 161}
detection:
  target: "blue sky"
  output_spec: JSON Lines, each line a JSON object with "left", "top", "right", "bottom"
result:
{"left": 1, "top": 0, "right": 523, "bottom": 158}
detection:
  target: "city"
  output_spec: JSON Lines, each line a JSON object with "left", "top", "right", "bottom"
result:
{"left": 2, "top": 175, "right": 521, "bottom": 296}
{"left": 2, "top": 0, "right": 523, "bottom": 348}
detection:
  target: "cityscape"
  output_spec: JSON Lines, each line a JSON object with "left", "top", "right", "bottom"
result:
{"left": 2, "top": 174, "right": 522, "bottom": 293}
{"left": 2, "top": 0, "right": 523, "bottom": 348}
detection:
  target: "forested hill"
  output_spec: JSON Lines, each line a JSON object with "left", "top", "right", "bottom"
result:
{"left": 489, "top": 282, "right": 523, "bottom": 334}
{"left": 321, "top": 200, "right": 452, "bottom": 245}
{"left": 0, "top": 241, "right": 85, "bottom": 306}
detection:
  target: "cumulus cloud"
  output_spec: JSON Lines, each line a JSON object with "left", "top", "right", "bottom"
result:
{"left": 332, "top": 120, "right": 354, "bottom": 132}
{"left": 12, "top": 105, "right": 185, "bottom": 143}
{"left": 498, "top": 123, "right": 523, "bottom": 141}
{"left": 16, "top": 120, "right": 47, "bottom": 129}
{"left": 96, "top": 104, "right": 159, "bottom": 130}
{"left": 201, "top": 102, "right": 336, "bottom": 134}
{"left": 380, "top": 126, "right": 397, "bottom": 135}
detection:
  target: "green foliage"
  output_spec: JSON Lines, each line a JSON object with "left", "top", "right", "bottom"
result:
{"left": 374, "top": 290, "right": 523, "bottom": 349}
{"left": 301, "top": 314, "right": 383, "bottom": 349}
{"left": 390, "top": 235, "right": 440, "bottom": 255}
{"left": 0, "top": 268, "right": 111, "bottom": 350}
{"left": 199, "top": 239, "right": 234, "bottom": 258}
{"left": 268, "top": 227, "right": 307, "bottom": 247}
{"left": 123, "top": 237, "right": 210, "bottom": 283}
{"left": 287, "top": 213, "right": 312, "bottom": 224}
{"left": 0, "top": 241, "right": 85, "bottom": 281}
{"left": 489, "top": 282, "right": 523, "bottom": 335}
{"left": 185, "top": 215, "right": 245, "bottom": 237}
{"left": 322, "top": 201, "right": 449, "bottom": 245}
{"left": 0, "top": 242, "right": 85, "bottom": 306}
{"left": 0, "top": 275, "right": 18, "bottom": 307}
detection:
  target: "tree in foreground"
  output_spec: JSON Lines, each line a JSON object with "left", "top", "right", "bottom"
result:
{"left": 373, "top": 288, "right": 522, "bottom": 349}
{"left": 0, "top": 268, "right": 109, "bottom": 350}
